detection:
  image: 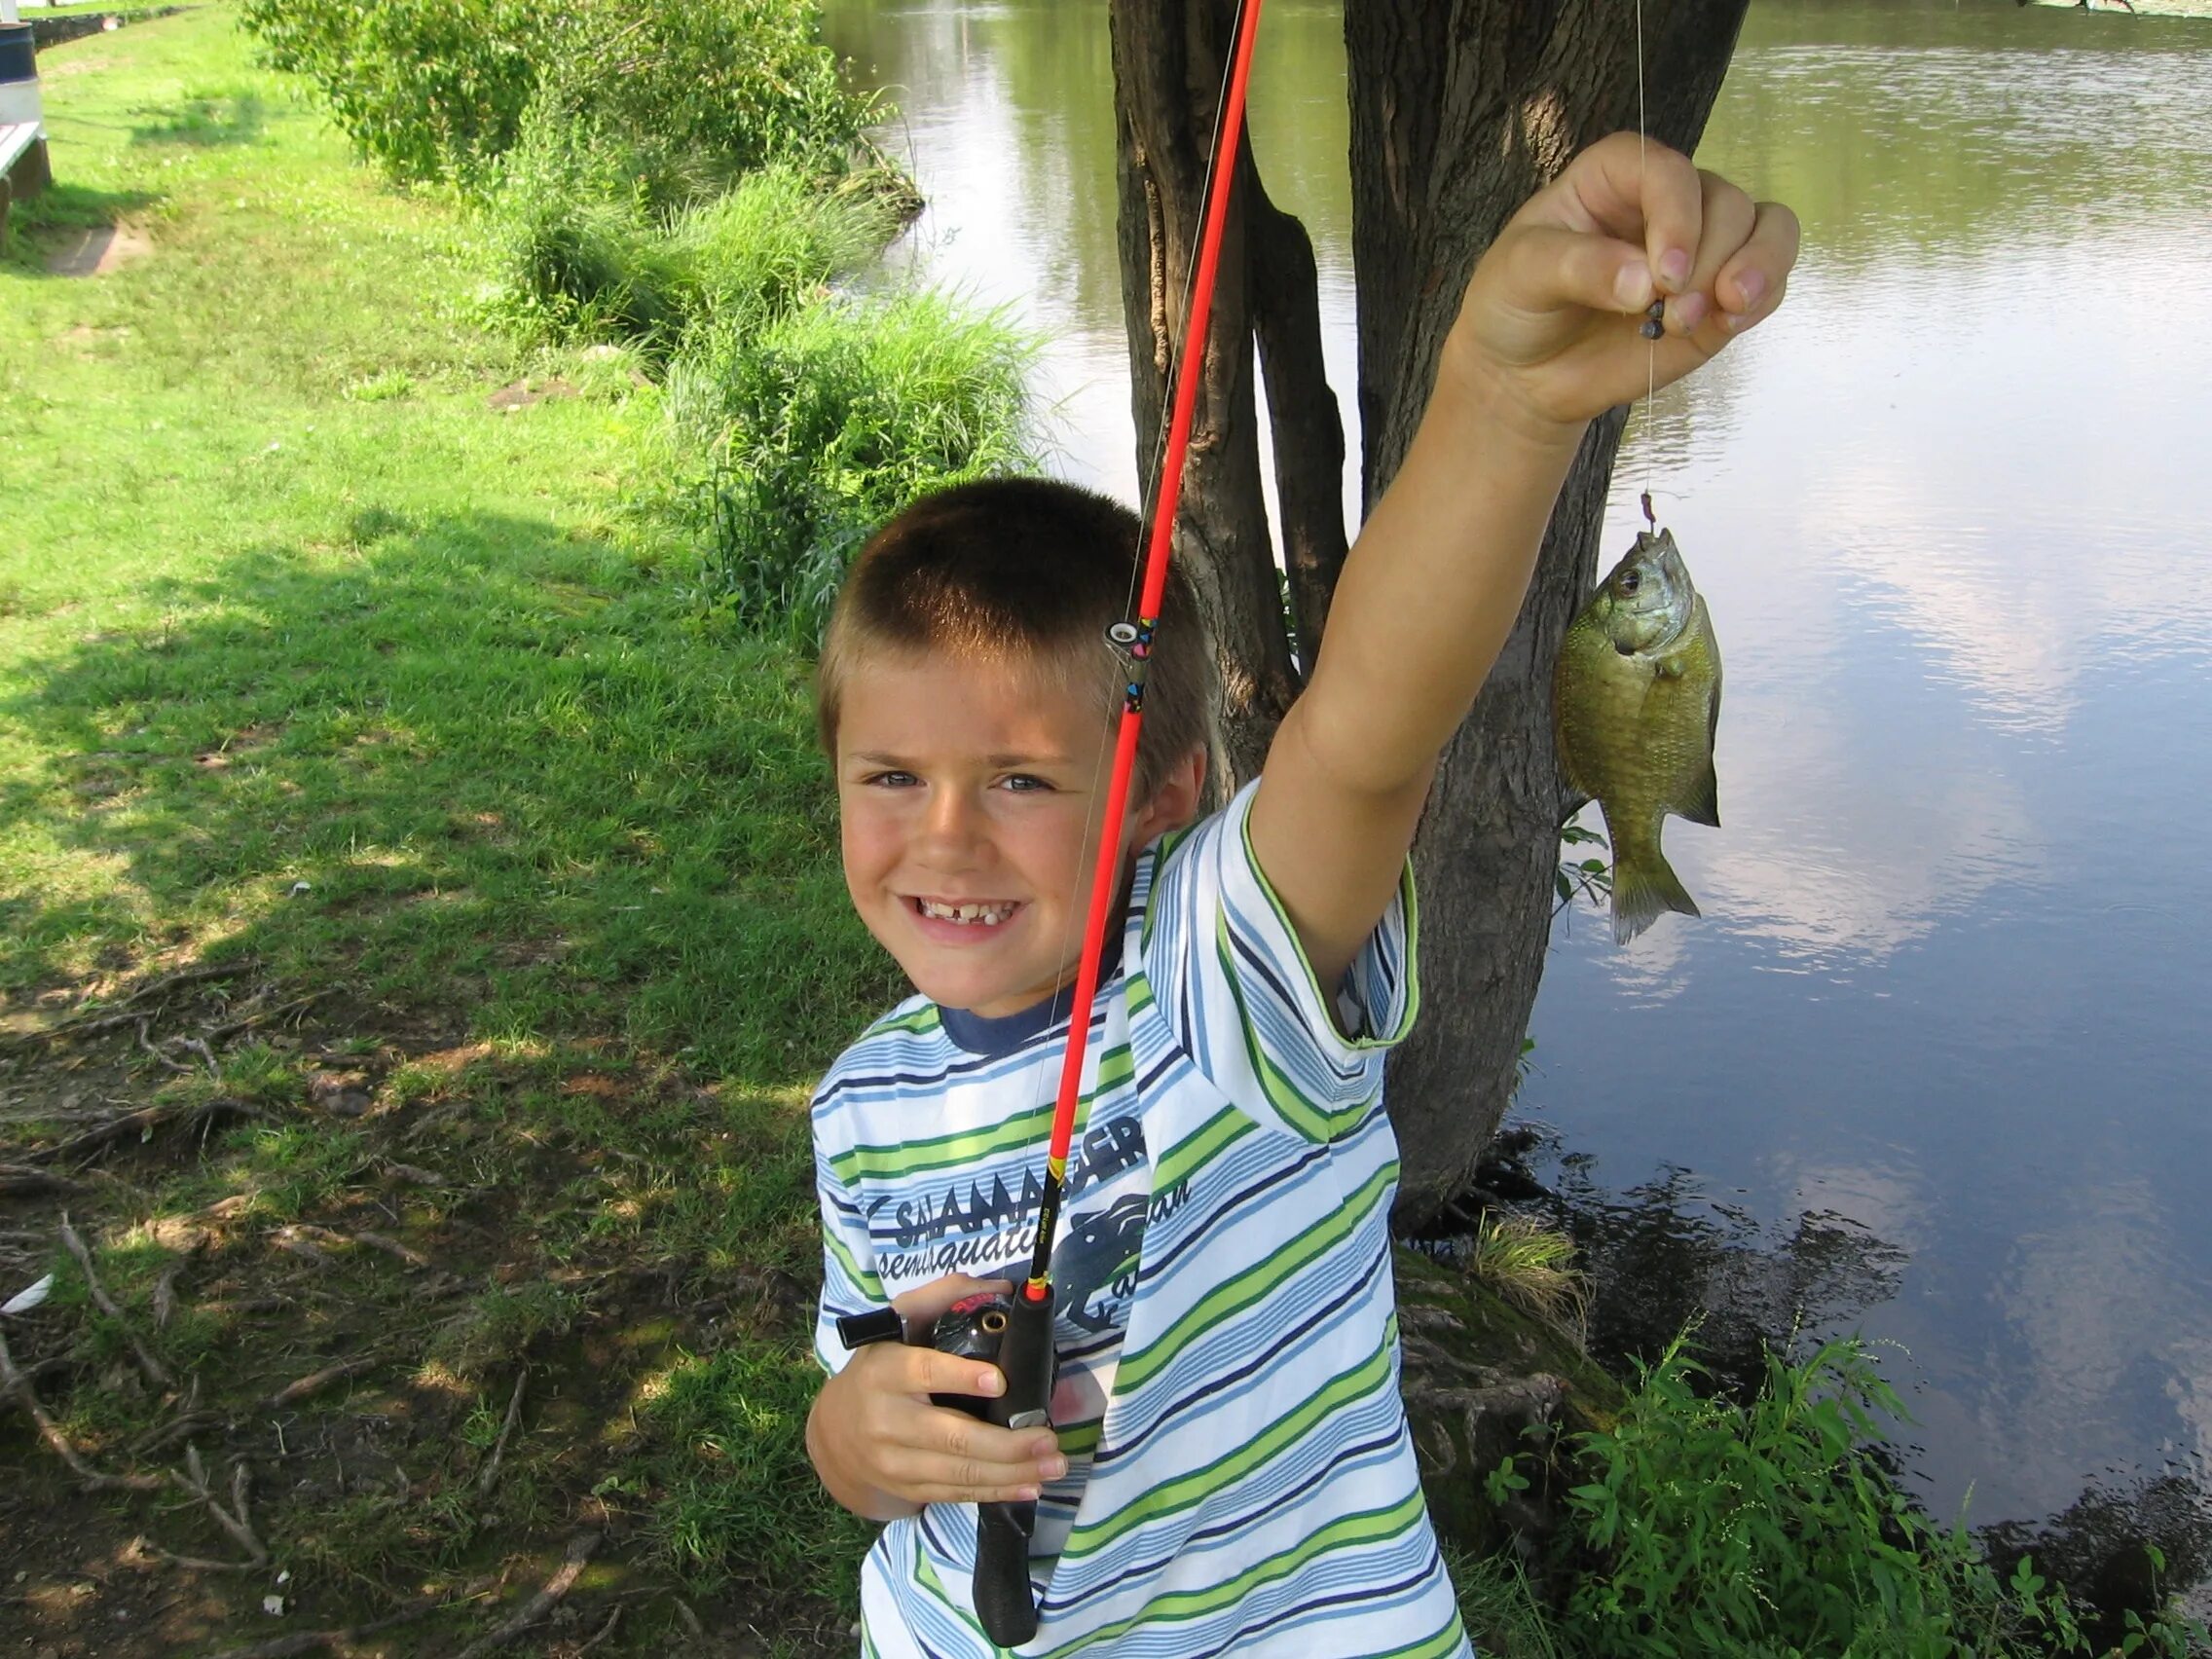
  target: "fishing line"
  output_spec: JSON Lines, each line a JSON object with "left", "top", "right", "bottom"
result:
{"left": 1025, "top": 0, "right": 1260, "bottom": 1266}
{"left": 1025, "top": 0, "right": 1268, "bottom": 1302}
{"left": 1635, "top": 0, "right": 1660, "bottom": 533}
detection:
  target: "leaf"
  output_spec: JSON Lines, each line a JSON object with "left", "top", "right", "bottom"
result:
{"left": 1, "top": 1272, "right": 55, "bottom": 1316}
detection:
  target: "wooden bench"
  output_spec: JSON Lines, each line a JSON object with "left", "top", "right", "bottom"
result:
{"left": 1, "top": 118, "right": 50, "bottom": 243}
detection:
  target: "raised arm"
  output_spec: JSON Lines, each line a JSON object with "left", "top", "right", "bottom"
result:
{"left": 1248, "top": 134, "right": 1798, "bottom": 994}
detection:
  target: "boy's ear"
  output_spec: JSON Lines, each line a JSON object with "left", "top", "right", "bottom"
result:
{"left": 1131, "top": 744, "right": 1207, "bottom": 842}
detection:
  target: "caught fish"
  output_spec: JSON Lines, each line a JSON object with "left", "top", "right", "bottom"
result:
{"left": 1552, "top": 528, "right": 1722, "bottom": 945}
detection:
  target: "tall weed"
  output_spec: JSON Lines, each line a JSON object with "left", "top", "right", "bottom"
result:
{"left": 1547, "top": 1333, "right": 2207, "bottom": 1657}
{"left": 481, "top": 143, "right": 892, "bottom": 350}
{"left": 667, "top": 291, "right": 1038, "bottom": 643}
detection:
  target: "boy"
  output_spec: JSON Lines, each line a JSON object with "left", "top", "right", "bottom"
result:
{"left": 806, "top": 134, "right": 1797, "bottom": 1655}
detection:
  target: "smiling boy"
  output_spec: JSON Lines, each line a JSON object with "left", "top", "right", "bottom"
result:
{"left": 805, "top": 136, "right": 1798, "bottom": 1656}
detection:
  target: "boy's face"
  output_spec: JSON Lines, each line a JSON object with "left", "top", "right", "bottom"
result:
{"left": 834, "top": 648, "right": 1199, "bottom": 1019}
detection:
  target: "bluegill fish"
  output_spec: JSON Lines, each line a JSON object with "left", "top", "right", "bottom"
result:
{"left": 1552, "top": 529, "right": 1722, "bottom": 945}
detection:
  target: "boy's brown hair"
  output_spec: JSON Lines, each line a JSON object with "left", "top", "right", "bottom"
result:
{"left": 816, "top": 477, "right": 1215, "bottom": 802}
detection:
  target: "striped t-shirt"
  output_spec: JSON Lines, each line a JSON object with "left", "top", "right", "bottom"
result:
{"left": 812, "top": 779, "right": 1471, "bottom": 1658}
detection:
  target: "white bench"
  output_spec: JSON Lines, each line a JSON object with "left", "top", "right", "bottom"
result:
{"left": 1, "top": 119, "right": 49, "bottom": 241}
{"left": 1, "top": 118, "right": 40, "bottom": 176}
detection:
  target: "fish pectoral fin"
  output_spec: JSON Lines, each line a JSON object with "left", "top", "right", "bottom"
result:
{"left": 1679, "top": 759, "right": 1720, "bottom": 830}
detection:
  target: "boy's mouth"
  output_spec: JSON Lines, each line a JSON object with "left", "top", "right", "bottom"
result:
{"left": 909, "top": 897, "right": 1021, "bottom": 929}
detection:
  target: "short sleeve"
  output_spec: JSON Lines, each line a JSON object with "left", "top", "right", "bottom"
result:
{"left": 1137, "top": 776, "right": 1419, "bottom": 1144}
{"left": 811, "top": 1131, "right": 887, "bottom": 1377}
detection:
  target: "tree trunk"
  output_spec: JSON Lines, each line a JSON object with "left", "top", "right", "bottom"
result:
{"left": 1107, "top": 0, "right": 1748, "bottom": 1224}
{"left": 1109, "top": 0, "right": 1301, "bottom": 789}
{"left": 1345, "top": 0, "right": 1748, "bottom": 1221}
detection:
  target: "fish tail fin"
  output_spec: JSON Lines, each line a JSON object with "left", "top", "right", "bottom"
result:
{"left": 1610, "top": 841, "right": 1700, "bottom": 945}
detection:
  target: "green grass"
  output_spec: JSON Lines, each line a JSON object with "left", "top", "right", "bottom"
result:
{"left": 1, "top": 8, "right": 895, "bottom": 1078}
{"left": 1, "top": 9, "right": 897, "bottom": 1651}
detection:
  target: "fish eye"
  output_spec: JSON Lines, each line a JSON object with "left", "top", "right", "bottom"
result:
{"left": 1619, "top": 570, "right": 1641, "bottom": 595}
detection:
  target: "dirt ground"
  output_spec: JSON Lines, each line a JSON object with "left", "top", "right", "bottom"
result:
{"left": 1, "top": 970, "right": 853, "bottom": 1657}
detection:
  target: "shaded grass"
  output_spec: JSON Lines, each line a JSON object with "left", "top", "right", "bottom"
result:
{"left": 2, "top": 9, "right": 897, "bottom": 1653}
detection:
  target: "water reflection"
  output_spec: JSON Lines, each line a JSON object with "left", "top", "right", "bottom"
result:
{"left": 821, "top": 0, "right": 2212, "bottom": 1592}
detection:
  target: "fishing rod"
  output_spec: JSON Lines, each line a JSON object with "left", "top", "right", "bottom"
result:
{"left": 941, "top": 0, "right": 1268, "bottom": 1643}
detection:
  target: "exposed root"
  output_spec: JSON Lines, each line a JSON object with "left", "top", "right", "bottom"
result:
{"left": 0, "top": 1324, "right": 167, "bottom": 1493}
{"left": 289, "top": 1223, "right": 430, "bottom": 1271}
{"left": 451, "top": 1528, "right": 602, "bottom": 1659}
{"left": 266, "top": 1351, "right": 385, "bottom": 1408}
{"left": 152, "top": 1253, "right": 193, "bottom": 1329}
{"left": 203, "top": 990, "right": 329, "bottom": 1046}
{"left": 171, "top": 1442, "right": 270, "bottom": 1566}
{"left": 0, "top": 1161, "right": 85, "bottom": 1196}
{"left": 60, "top": 1211, "right": 174, "bottom": 1390}
{"left": 0, "top": 960, "right": 256, "bottom": 1051}
{"left": 135, "top": 1015, "right": 198, "bottom": 1074}
{"left": 23, "top": 1097, "right": 272, "bottom": 1167}
{"left": 382, "top": 1161, "right": 449, "bottom": 1186}
{"left": 575, "top": 1604, "right": 623, "bottom": 1653}
{"left": 132, "top": 1408, "right": 228, "bottom": 1457}
{"left": 476, "top": 1367, "right": 528, "bottom": 1497}
{"left": 268, "top": 1227, "right": 334, "bottom": 1268}
{"left": 205, "top": 1592, "right": 449, "bottom": 1659}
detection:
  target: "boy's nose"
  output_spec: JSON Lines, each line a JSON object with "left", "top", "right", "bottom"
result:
{"left": 916, "top": 788, "right": 987, "bottom": 862}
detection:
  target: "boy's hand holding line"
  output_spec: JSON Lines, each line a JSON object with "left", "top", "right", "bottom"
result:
{"left": 807, "top": 1273, "right": 1069, "bottom": 1524}
{"left": 1250, "top": 134, "right": 1798, "bottom": 993}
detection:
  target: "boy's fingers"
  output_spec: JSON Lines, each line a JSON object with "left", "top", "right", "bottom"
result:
{"left": 1499, "top": 224, "right": 1655, "bottom": 316}
{"left": 1664, "top": 171, "right": 1758, "bottom": 335}
{"left": 1715, "top": 201, "right": 1800, "bottom": 327}
{"left": 1558, "top": 133, "right": 1705, "bottom": 296}
{"left": 879, "top": 1413, "right": 1067, "bottom": 1506}
{"left": 897, "top": 1344, "right": 1007, "bottom": 1401}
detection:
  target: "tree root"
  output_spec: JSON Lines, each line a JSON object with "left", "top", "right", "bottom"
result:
{"left": 171, "top": 1441, "right": 269, "bottom": 1566}
{"left": 23, "top": 1098, "right": 272, "bottom": 1168}
{"left": 266, "top": 1351, "right": 386, "bottom": 1409}
{"left": 0, "top": 960, "right": 256, "bottom": 1052}
{"left": 205, "top": 1593, "right": 449, "bottom": 1659}
{"left": 475, "top": 1368, "right": 527, "bottom": 1497}
{"left": 60, "top": 1211, "right": 174, "bottom": 1390}
{"left": 451, "top": 1529, "right": 602, "bottom": 1659}
{"left": 0, "top": 1325, "right": 166, "bottom": 1493}
{"left": 0, "top": 1161, "right": 85, "bottom": 1196}
{"left": 287, "top": 1223, "right": 431, "bottom": 1271}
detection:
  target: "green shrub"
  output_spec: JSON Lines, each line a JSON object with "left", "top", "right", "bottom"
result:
{"left": 481, "top": 146, "right": 892, "bottom": 350}
{"left": 238, "top": 0, "right": 556, "bottom": 185}
{"left": 667, "top": 290, "right": 1038, "bottom": 643}
{"left": 1546, "top": 1332, "right": 2207, "bottom": 1657}
{"left": 477, "top": 110, "right": 682, "bottom": 344}
{"left": 239, "top": 0, "right": 875, "bottom": 191}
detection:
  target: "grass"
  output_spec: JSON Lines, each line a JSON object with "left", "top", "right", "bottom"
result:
{"left": 2, "top": 7, "right": 895, "bottom": 1652}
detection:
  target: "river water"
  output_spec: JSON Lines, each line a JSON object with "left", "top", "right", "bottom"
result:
{"left": 822, "top": 0, "right": 2212, "bottom": 1578}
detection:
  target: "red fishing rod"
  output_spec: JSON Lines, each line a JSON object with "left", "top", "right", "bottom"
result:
{"left": 954, "top": 0, "right": 1270, "bottom": 1643}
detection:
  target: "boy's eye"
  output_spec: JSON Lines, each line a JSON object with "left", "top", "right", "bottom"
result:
{"left": 865, "top": 770, "right": 918, "bottom": 788}
{"left": 999, "top": 774, "right": 1053, "bottom": 793}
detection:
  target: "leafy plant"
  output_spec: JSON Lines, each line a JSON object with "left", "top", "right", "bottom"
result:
{"left": 1555, "top": 819, "right": 1612, "bottom": 917}
{"left": 238, "top": 0, "right": 877, "bottom": 192}
{"left": 1551, "top": 1332, "right": 2210, "bottom": 1657}
{"left": 669, "top": 290, "right": 1038, "bottom": 643}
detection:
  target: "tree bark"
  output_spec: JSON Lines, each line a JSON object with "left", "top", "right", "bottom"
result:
{"left": 1107, "top": 0, "right": 1749, "bottom": 1224}
{"left": 1344, "top": 0, "right": 1748, "bottom": 1221}
{"left": 1110, "top": 0, "right": 1300, "bottom": 789}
